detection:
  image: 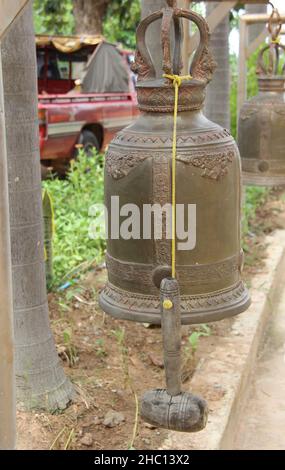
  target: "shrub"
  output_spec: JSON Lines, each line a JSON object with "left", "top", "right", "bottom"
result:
{"left": 42, "top": 150, "right": 105, "bottom": 287}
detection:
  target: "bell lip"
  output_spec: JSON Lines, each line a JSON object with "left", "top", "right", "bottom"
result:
{"left": 99, "top": 282, "right": 251, "bottom": 326}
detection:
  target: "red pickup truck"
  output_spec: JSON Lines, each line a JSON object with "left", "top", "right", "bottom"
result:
{"left": 37, "top": 35, "right": 138, "bottom": 174}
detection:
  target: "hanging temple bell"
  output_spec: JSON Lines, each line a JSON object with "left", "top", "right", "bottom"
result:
{"left": 238, "top": 9, "right": 285, "bottom": 186}
{"left": 99, "top": 1, "right": 251, "bottom": 325}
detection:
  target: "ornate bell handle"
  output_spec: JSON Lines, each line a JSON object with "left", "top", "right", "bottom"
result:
{"left": 161, "top": 5, "right": 182, "bottom": 75}
{"left": 268, "top": 6, "right": 282, "bottom": 42}
{"left": 133, "top": 2, "right": 212, "bottom": 82}
{"left": 257, "top": 43, "right": 285, "bottom": 77}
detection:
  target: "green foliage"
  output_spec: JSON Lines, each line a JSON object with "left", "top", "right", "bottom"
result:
{"left": 186, "top": 324, "right": 212, "bottom": 358}
{"left": 230, "top": 46, "right": 263, "bottom": 139}
{"left": 42, "top": 150, "right": 105, "bottom": 288}
{"left": 33, "top": 0, "right": 75, "bottom": 35}
{"left": 95, "top": 338, "right": 107, "bottom": 357}
{"left": 242, "top": 186, "right": 269, "bottom": 238}
{"left": 62, "top": 327, "right": 78, "bottom": 367}
{"left": 104, "top": 0, "right": 140, "bottom": 49}
{"left": 33, "top": 0, "right": 140, "bottom": 48}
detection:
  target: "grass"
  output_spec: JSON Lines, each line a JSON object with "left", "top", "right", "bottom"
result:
{"left": 42, "top": 150, "right": 105, "bottom": 288}
{"left": 242, "top": 186, "right": 270, "bottom": 237}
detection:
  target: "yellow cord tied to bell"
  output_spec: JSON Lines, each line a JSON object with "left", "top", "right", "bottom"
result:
{"left": 271, "top": 37, "right": 281, "bottom": 45}
{"left": 163, "top": 74, "right": 193, "bottom": 279}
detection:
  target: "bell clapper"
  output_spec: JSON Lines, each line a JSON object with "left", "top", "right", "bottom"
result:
{"left": 141, "top": 277, "right": 208, "bottom": 433}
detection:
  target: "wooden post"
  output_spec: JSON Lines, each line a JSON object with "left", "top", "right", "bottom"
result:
{"left": 141, "top": 0, "right": 168, "bottom": 77}
{"left": 237, "top": 17, "right": 248, "bottom": 119}
{"left": 177, "top": 0, "right": 191, "bottom": 74}
{"left": 0, "top": 50, "right": 16, "bottom": 452}
{"left": 0, "top": 0, "right": 28, "bottom": 450}
{"left": 188, "top": 1, "right": 238, "bottom": 56}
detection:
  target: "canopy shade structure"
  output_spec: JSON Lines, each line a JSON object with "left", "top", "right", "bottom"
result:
{"left": 36, "top": 34, "right": 104, "bottom": 54}
{"left": 82, "top": 42, "right": 130, "bottom": 94}
{"left": 36, "top": 34, "right": 130, "bottom": 95}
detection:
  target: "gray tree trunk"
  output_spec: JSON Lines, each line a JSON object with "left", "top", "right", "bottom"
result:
{"left": 246, "top": 4, "right": 268, "bottom": 43}
{"left": 141, "top": 0, "right": 168, "bottom": 77}
{"left": 1, "top": 1, "right": 74, "bottom": 411}
{"left": 73, "top": 0, "right": 109, "bottom": 35}
{"left": 204, "top": 2, "right": 230, "bottom": 130}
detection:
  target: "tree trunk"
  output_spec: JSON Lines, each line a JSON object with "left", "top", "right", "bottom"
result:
{"left": 72, "top": 0, "right": 109, "bottom": 35}
{"left": 204, "top": 2, "right": 230, "bottom": 130}
{"left": 1, "top": 1, "right": 74, "bottom": 411}
{"left": 246, "top": 4, "right": 267, "bottom": 44}
{"left": 141, "top": 0, "right": 168, "bottom": 77}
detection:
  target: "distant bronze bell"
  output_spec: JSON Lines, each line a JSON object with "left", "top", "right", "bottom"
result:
{"left": 238, "top": 9, "right": 285, "bottom": 186}
{"left": 99, "top": 1, "right": 250, "bottom": 325}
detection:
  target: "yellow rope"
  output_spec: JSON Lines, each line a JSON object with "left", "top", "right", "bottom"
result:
{"left": 163, "top": 74, "right": 192, "bottom": 278}
{"left": 271, "top": 37, "right": 281, "bottom": 44}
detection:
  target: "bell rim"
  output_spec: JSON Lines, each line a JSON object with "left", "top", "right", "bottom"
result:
{"left": 242, "top": 172, "right": 285, "bottom": 187}
{"left": 99, "top": 281, "right": 251, "bottom": 326}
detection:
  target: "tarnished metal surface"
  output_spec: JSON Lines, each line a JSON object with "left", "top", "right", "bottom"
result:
{"left": 100, "top": 1, "right": 250, "bottom": 324}
{"left": 238, "top": 8, "right": 285, "bottom": 187}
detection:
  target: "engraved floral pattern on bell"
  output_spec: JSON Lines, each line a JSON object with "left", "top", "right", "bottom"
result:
{"left": 99, "top": 2, "right": 250, "bottom": 324}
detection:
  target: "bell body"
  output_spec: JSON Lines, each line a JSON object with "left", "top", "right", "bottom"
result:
{"left": 99, "top": 94, "right": 250, "bottom": 324}
{"left": 100, "top": 5, "right": 250, "bottom": 325}
{"left": 238, "top": 77, "right": 285, "bottom": 186}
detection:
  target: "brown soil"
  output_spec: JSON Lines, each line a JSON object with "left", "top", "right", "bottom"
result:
{"left": 16, "top": 188, "right": 285, "bottom": 450}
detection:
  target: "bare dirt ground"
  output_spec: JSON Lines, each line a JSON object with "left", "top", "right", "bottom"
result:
{"left": 17, "top": 189, "right": 285, "bottom": 450}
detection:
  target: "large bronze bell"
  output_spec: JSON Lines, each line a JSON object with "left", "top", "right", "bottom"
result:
{"left": 238, "top": 10, "right": 285, "bottom": 186}
{"left": 99, "top": 1, "right": 250, "bottom": 325}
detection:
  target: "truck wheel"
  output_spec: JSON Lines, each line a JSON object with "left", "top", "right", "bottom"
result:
{"left": 77, "top": 130, "right": 100, "bottom": 156}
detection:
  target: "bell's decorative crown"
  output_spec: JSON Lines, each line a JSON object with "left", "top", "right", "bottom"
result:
{"left": 131, "top": 0, "right": 216, "bottom": 112}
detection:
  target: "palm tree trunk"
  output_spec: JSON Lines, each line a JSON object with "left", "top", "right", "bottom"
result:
{"left": 204, "top": 2, "right": 230, "bottom": 130}
{"left": 1, "top": 1, "right": 74, "bottom": 411}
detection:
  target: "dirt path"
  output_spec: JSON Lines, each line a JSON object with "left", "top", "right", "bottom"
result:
{"left": 234, "top": 281, "right": 285, "bottom": 450}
